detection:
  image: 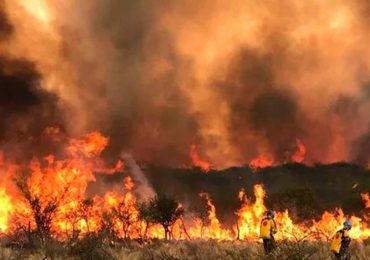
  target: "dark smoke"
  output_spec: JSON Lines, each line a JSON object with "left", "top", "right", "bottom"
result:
{"left": 248, "top": 91, "right": 302, "bottom": 160}
{"left": 0, "top": 7, "right": 62, "bottom": 158}
{"left": 215, "top": 47, "right": 304, "bottom": 161}
{"left": 0, "top": 56, "right": 63, "bottom": 160}
{"left": 59, "top": 0, "right": 199, "bottom": 165}
{"left": 1, "top": 0, "right": 369, "bottom": 167}
{"left": 0, "top": 1, "right": 63, "bottom": 160}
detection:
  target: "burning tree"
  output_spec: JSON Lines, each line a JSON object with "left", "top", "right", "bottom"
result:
{"left": 140, "top": 195, "right": 184, "bottom": 240}
{"left": 14, "top": 173, "right": 71, "bottom": 244}
{"left": 2, "top": 130, "right": 370, "bottom": 244}
{"left": 78, "top": 198, "right": 95, "bottom": 234}
{"left": 111, "top": 196, "right": 137, "bottom": 239}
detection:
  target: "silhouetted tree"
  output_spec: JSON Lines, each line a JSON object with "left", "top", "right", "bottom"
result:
{"left": 138, "top": 202, "right": 154, "bottom": 239}
{"left": 112, "top": 199, "right": 137, "bottom": 239}
{"left": 140, "top": 195, "right": 184, "bottom": 240}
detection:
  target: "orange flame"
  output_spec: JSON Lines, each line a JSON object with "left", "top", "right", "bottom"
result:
{"left": 291, "top": 139, "right": 306, "bottom": 163}
{"left": 249, "top": 154, "right": 274, "bottom": 170}
{"left": 191, "top": 193, "right": 231, "bottom": 240}
{"left": 190, "top": 145, "right": 211, "bottom": 172}
{"left": 0, "top": 189, "right": 13, "bottom": 232}
{"left": 0, "top": 130, "right": 370, "bottom": 242}
{"left": 361, "top": 193, "right": 370, "bottom": 209}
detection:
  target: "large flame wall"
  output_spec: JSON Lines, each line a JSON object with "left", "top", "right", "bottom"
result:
{"left": 0, "top": 130, "right": 369, "bottom": 241}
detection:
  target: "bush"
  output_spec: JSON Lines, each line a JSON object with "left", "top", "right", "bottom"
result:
{"left": 68, "top": 233, "right": 114, "bottom": 260}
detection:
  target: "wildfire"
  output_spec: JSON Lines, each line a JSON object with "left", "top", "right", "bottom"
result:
{"left": 0, "top": 189, "right": 13, "bottom": 232}
{"left": 0, "top": 130, "right": 369, "bottom": 242}
{"left": 192, "top": 193, "right": 231, "bottom": 240}
{"left": 190, "top": 145, "right": 211, "bottom": 172}
{"left": 361, "top": 193, "right": 370, "bottom": 209}
{"left": 67, "top": 132, "right": 109, "bottom": 158}
{"left": 250, "top": 139, "right": 306, "bottom": 170}
{"left": 249, "top": 154, "right": 275, "bottom": 170}
{"left": 291, "top": 139, "right": 306, "bottom": 163}
{"left": 235, "top": 185, "right": 267, "bottom": 240}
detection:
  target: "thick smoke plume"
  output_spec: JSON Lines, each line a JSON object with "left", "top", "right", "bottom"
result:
{"left": 1, "top": 0, "right": 369, "bottom": 167}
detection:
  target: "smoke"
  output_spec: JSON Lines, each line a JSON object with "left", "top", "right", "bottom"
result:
{"left": 0, "top": 1, "right": 61, "bottom": 160}
{"left": 121, "top": 153, "right": 155, "bottom": 200}
{"left": 1, "top": 0, "right": 369, "bottom": 167}
{"left": 0, "top": 0, "right": 12, "bottom": 38}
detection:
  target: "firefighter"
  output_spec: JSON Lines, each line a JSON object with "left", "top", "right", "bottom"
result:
{"left": 330, "top": 220, "right": 352, "bottom": 260}
{"left": 260, "top": 209, "right": 277, "bottom": 254}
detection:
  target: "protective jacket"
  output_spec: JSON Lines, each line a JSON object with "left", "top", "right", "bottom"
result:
{"left": 260, "top": 217, "right": 277, "bottom": 239}
{"left": 330, "top": 229, "right": 351, "bottom": 254}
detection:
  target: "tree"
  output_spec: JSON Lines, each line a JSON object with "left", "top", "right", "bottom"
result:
{"left": 100, "top": 212, "right": 118, "bottom": 243}
{"left": 140, "top": 195, "right": 184, "bottom": 240}
{"left": 79, "top": 198, "right": 94, "bottom": 233}
{"left": 112, "top": 199, "right": 137, "bottom": 239}
{"left": 138, "top": 202, "right": 153, "bottom": 239}
{"left": 190, "top": 202, "right": 210, "bottom": 239}
{"left": 15, "top": 175, "right": 70, "bottom": 244}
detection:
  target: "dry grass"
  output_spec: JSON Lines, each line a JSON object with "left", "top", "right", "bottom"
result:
{"left": 1, "top": 239, "right": 370, "bottom": 259}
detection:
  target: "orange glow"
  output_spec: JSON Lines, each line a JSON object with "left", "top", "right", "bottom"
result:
{"left": 67, "top": 132, "right": 109, "bottom": 158}
{"left": 0, "top": 0, "right": 369, "bottom": 244}
{"left": 249, "top": 154, "right": 274, "bottom": 170}
{"left": 188, "top": 193, "right": 231, "bottom": 240}
{"left": 361, "top": 193, "right": 370, "bottom": 209}
{"left": 0, "top": 130, "right": 369, "bottom": 242}
{"left": 291, "top": 139, "right": 306, "bottom": 163}
{"left": 190, "top": 145, "right": 211, "bottom": 172}
{"left": 0, "top": 189, "right": 13, "bottom": 232}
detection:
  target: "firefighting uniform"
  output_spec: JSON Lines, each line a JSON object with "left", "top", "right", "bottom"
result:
{"left": 260, "top": 217, "right": 277, "bottom": 253}
{"left": 331, "top": 229, "right": 351, "bottom": 259}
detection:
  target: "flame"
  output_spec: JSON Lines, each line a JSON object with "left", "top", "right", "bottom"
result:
{"left": 291, "top": 139, "right": 306, "bottom": 163}
{"left": 234, "top": 184, "right": 370, "bottom": 241}
{"left": 250, "top": 139, "right": 306, "bottom": 170}
{"left": 0, "top": 130, "right": 369, "bottom": 242}
{"left": 235, "top": 185, "right": 267, "bottom": 240}
{"left": 190, "top": 145, "right": 211, "bottom": 172}
{"left": 189, "top": 193, "right": 231, "bottom": 240}
{"left": 0, "top": 189, "right": 13, "bottom": 232}
{"left": 67, "top": 132, "right": 109, "bottom": 158}
{"left": 361, "top": 193, "right": 370, "bottom": 209}
{"left": 249, "top": 154, "right": 274, "bottom": 170}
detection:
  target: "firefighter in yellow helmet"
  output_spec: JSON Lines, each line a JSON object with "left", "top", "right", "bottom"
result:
{"left": 260, "top": 209, "right": 277, "bottom": 254}
{"left": 330, "top": 220, "right": 352, "bottom": 260}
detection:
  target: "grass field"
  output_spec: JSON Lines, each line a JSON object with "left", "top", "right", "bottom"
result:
{"left": 1, "top": 238, "right": 370, "bottom": 260}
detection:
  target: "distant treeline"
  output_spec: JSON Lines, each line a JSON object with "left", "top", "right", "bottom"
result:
{"left": 94, "top": 163, "right": 370, "bottom": 226}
